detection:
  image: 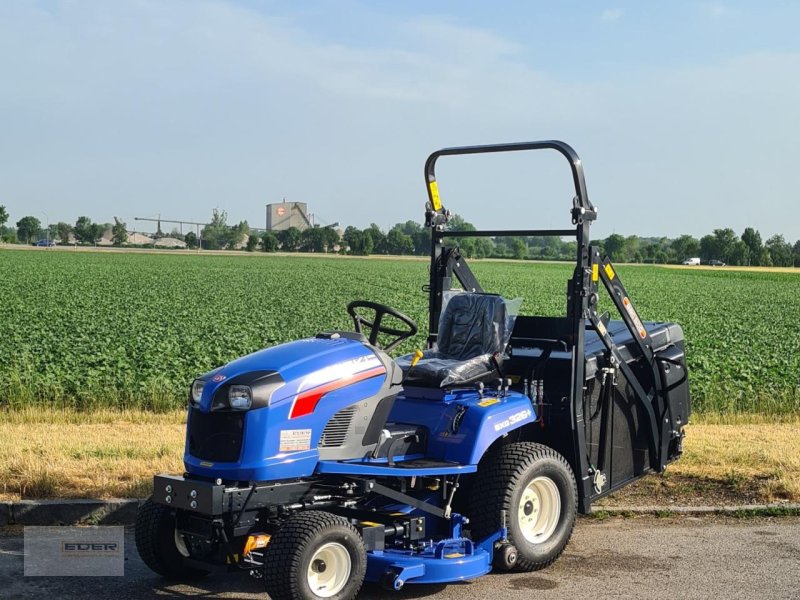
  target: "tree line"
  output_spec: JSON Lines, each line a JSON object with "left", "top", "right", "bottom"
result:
{"left": 1, "top": 205, "right": 798, "bottom": 267}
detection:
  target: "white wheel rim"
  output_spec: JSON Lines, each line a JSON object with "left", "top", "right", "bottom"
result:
{"left": 174, "top": 528, "right": 190, "bottom": 557}
{"left": 307, "top": 542, "right": 351, "bottom": 598}
{"left": 517, "top": 476, "right": 561, "bottom": 544}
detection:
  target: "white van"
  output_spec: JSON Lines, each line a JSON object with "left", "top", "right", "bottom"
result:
{"left": 682, "top": 257, "right": 701, "bottom": 266}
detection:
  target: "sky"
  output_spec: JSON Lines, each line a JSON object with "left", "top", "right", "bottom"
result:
{"left": 1, "top": 0, "right": 799, "bottom": 241}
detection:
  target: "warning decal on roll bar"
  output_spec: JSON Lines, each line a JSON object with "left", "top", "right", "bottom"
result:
{"left": 429, "top": 181, "right": 442, "bottom": 211}
{"left": 622, "top": 297, "right": 647, "bottom": 339}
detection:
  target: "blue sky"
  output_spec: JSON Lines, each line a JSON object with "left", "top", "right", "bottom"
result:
{"left": 1, "top": 1, "right": 799, "bottom": 240}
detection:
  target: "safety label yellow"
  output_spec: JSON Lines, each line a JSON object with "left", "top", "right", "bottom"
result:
{"left": 429, "top": 180, "right": 442, "bottom": 211}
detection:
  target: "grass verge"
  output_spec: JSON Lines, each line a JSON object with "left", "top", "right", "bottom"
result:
{"left": 0, "top": 409, "right": 797, "bottom": 504}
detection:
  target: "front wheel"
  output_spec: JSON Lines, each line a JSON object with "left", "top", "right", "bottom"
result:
{"left": 467, "top": 442, "right": 577, "bottom": 571}
{"left": 263, "top": 510, "right": 367, "bottom": 600}
{"left": 134, "top": 498, "right": 209, "bottom": 580}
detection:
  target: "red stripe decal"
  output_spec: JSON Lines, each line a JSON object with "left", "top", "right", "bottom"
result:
{"left": 289, "top": 366, "right": 386, "bottom": 419}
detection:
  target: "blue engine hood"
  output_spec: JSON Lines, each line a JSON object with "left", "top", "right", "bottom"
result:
{"left": 195, "top": 336, "right": 383, "bottom": 411}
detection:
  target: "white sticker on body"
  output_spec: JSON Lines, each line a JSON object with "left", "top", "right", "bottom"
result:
{"left": 279, "top": 429, "right": 312, "bottom": 452}
{"left": 493, "top": 409, "right": 532, "bottom": 432}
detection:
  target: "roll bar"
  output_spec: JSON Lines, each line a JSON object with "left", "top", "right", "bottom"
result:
{"left": 423, "top": 140, "right": 595, "bottom": 217}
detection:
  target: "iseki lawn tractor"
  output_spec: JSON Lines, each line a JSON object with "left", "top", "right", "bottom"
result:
{"left": 136, "top": 141, "right": 691, "bottom": 600}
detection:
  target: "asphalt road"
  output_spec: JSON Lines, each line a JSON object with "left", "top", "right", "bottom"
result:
{"left": 2, "top": 516, "right": 799, "bottom": 600}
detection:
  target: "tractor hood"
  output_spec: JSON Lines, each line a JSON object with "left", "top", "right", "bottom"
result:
{"left": 193, "top": 335, "right": 390, "bottom": 413}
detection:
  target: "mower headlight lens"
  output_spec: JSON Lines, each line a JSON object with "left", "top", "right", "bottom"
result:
{"left": 191, "top": 380, "right": 205, "bottom": 405}
{"left": 229, "top": 385, "right": 252, "bottom": 410}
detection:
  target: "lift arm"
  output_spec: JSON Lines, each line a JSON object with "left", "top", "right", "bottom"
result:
{"left": 586, "top": 248, "right": 671, "bottom": 472}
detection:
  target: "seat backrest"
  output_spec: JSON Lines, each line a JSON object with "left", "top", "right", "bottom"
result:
{"left": 436, "top": 293, "right": 509, "bottom": 361}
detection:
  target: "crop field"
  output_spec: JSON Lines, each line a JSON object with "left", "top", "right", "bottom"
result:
{"left": 1, "top": 248, "right": 798, "bottom": 414}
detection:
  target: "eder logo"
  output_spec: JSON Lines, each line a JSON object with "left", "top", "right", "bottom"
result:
{"left": 26, "top": 526, "right": 125, "bottom": 576}
{"left": 62, "top": 542, "right": 120, "bottom": 554}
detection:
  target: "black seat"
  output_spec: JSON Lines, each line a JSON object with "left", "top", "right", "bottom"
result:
{"left": 397, "top": 293, "right": 512, "bottom": 387}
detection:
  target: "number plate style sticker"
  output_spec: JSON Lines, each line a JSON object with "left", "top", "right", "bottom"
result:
{"left": 279, "top": 429, "right": 312, "bottom": 452}
{"left": 622, "top": 296, "right": 648, "bottom": 339}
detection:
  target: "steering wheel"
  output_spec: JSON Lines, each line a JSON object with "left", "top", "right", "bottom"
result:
{"left": 347, "top": 300, "right": 418, "bottom": 352}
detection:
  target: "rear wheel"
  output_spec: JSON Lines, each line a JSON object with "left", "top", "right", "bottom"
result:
{"left": 468, "top": 442, "right": 577, "bottom": 571}
{"left": 263, "top": 510, "right": 366, "bottom": 600}
{"left": 134, "top": 497, "right": 209, "bottom": 579}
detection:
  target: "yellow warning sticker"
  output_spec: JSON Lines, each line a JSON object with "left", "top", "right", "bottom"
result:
{"left": 595, "top": 319, "right": 607, "bottom": 337}
{"left": 429, "top": 180, "right": 442, "bottom": 211}
{"left": 478, "top": 398, "right": 500, "bottom": 408}
{"left": 200, "top": 461, "right": 214, "bottom": 467}
{"left": 444, "top": 553, "right": 465, "bottom": 559}
{"left": 604, "top": 263, "right": 615, "bottom": 280}
{"left": 592, "top": 263, "right": 599, "bottom": 282}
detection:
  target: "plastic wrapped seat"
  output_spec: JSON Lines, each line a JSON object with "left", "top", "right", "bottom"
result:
{"left": 397, "top": 292, "right": 520, "bottom": 387}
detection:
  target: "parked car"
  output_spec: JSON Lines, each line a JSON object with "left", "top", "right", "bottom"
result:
{"left": 681, "top": 257, "right": 701, "bottom": 266}
{"left": 33, "top": 239, "right": 56, "bottom": 247}
{"left": 707, "top": 259, "right": 726, "bottom": 267}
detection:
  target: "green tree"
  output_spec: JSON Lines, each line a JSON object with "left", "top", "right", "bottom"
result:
{"left": 712, "top": 228, "right": 738, "bottom": 263}
{"left": 364, "top": 223, "right": 386, "bottom": 254}
{"left": 342, "top": 226, "right": 361, "bottom": 253}
{"left": 74, "top": 216, "right": 102, "bottom": 244}
{"left": 699, "top": 234, "right": 717, "bottom": 261}
{"left": 0, "top": 205, "right": 8, "bottom": 228}
{"left": 345, "top": 228, "right": 374, "bottom": 255}
{"left": 321, "top": 227, "right": 340, "bottom": 253}
{"left": 277, "top": 227, "right": 301, "bottom": 251}
{"left": 201, "top": 208, "right": 230, "bottom": 250}
{"left": 184, "top": 231, "right": 198, "bottom": 249}
{"left": 16, "top": 216, "right": 42, "bottom": 244}
{"left": 56, "top": 222, "right": 73, "bottom": 245}
{"left": 111, "top": 217, "right": 128, "bottom": 246}
{"left": 473, "top": 237, "right": 495, "bottom": 258}
{"left": 728, "top": 240, "right": 749, "bottom": 266}
{"left": 670, "top": 235, "right": 700, "bottom": 263}
{"left": 245, "top": 234, "right": 259, "bottom": 252}
{"left": 793, "top": 240, "right": 800, "bottom": 267}
{"left": 603, "top": 233, "right": 627, "bottom": 261}
{"left": 300, "top": 226, "right": 326, "bottom": 252}
{"left": 740, "top": 227, "right": 763, "bottom": 266}
{"left": 385, "top": 226, "right": 414, "bottom": 255}
{"left": 261, "top": 231, "right": 278, "bottom": 252}
{"left": 511, "top": 237, "right": 527, "bottom": 260}
{"left": 766, "top": 234, "right": 793, "bottom": 267}
{"left": 229, "top": 221, "right": 250, "bottom": 249}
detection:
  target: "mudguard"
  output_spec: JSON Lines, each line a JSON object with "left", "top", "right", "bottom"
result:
{"left": 388, "top": 389, "right": 536, "bottom": 465}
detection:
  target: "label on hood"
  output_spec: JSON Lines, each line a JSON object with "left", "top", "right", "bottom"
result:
{"left": 280, "top": 429, "right": 312, "bottom": 452}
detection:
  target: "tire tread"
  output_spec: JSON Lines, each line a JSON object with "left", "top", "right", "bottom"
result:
{"left": 467, "top": 442, "right": 577, "bottom": 571}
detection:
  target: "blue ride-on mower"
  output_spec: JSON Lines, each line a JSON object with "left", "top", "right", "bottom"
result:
{"left": 136, "top": 141, "right": 691, "bottom": 600}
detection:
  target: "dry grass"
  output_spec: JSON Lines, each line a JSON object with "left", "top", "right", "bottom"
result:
{"left": 0, "top": 409, "right": 185, "bottom": 501}
{"left": 0, "top": 409, "right": 798, "bottom": 504}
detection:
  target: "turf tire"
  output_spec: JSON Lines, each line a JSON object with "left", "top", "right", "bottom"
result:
{"left": 134, "top": 497, "right": 209, "bottom": 580}
{"left": 263, "top": 510, "right": 367, "bottom": 600}
{"left": 467, "top": 442, "right": 577, "bottom": 571}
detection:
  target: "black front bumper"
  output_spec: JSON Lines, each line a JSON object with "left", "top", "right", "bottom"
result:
{"left": 153, "top": 474, "right": 227, "bottom": 515}
{"left": 153, "top": 473, "right": 316, "bottom": 517}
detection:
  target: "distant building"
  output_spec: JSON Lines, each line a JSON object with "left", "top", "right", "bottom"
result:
{"left": 266, "top": 201, "right": 312, "bottom": 231}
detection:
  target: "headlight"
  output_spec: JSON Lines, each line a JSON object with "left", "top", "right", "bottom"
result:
{"left": 229, "top": 385, "right": 252, "bottom": 410}
{"left": 191, "top": 380, "right": 206, "bottom": 406}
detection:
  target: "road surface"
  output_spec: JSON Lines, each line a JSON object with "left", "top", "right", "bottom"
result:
{"left": 1, "top": 516, "right": 798, "bottom": 599}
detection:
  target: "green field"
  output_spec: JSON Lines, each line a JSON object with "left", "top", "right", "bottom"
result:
{"left": 1, "top": 249, "right": 798, "bottom": 414}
